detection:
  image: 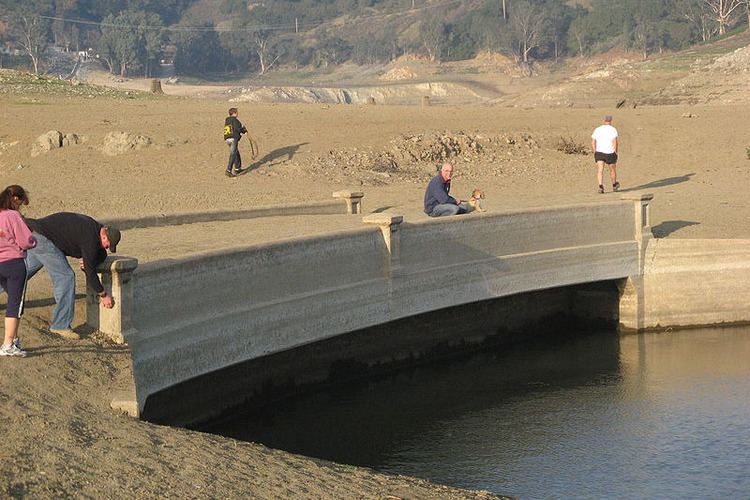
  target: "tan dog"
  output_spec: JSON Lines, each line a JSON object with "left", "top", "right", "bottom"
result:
{"left": 467, "top": 188, "right": 486, "bottom": 213}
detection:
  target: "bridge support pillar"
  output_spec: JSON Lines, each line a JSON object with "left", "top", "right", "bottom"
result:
{"left": 333, "top": 190, "right": 364, "bottom": 214}
{"left": 363, "top": 213, "right": 403, "bottom": 277}
{"left": 618, "top": 192, "right": 654, "bottom": 332}
{"left": 86, "top": 255, "right": 139, "bottom": 344}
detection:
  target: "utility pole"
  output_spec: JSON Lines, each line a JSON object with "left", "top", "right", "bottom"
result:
{"left": 295, "top": 17, "right": 298, "bottom": 33}
{"left": 502, "top": 0, "right": 507, "bottom": 20}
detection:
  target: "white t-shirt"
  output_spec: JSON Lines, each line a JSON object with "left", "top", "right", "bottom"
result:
{"left": 591, "top": 124, "right": 618, "bottom": 154}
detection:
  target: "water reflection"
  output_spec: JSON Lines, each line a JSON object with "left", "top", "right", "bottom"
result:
{"left": 208, "top": 327, "right": 750, "bottom": 499}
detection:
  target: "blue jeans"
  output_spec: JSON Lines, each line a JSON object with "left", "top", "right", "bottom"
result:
{"left": 429, "top": 202, "right": 470, "bottom": 217}
{"left": 226, "top": 138, "right": 242, "bottom": 172}
{"left": 25, "top": 233, "right": 76, "bottom": 330}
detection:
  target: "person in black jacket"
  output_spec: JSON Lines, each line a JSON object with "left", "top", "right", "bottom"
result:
{"left": 24, "top": 213, "right": 120, "bottom": 340}
{"left": 223, "top": 107, "right": 248, "bottom": 177}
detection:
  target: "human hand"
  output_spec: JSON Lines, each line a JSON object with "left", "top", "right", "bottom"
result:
{"left": 101, "top": 294, "right": 115, "bottom": 309}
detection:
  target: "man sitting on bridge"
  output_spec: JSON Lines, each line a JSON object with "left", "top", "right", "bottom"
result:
{"left": 423, "top": 161, "right": 470, "bottom": 217}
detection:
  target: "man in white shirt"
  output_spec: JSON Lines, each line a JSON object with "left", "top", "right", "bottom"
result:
{"left": 591, "top": 115, "right": 620, "bottom": 194}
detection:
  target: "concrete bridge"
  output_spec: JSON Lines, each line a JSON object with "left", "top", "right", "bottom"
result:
{"left": 88, "top": 192, "right": 750, "bottom": 424}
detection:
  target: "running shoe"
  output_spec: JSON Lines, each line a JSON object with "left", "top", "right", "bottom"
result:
{"left": 0, "top": 343, "right": 27, "bottom": 357}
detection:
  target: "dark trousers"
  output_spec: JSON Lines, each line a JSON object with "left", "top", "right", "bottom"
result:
{"left": 0, "top": 258, "right": 27, "bottom": 318}
{"left": 226, "top": 139, "right": 242, "bottom": 172}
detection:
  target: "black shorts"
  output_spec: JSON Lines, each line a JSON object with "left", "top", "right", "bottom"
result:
{"left": 594, "top": 152, "right": 618, "bottom": 164}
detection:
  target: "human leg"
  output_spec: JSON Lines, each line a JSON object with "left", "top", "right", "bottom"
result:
{"left": 608, "top": 163, "right": 618, "bottom": 189}
{"left": 226, "top": 139, "right": 238, "bottom": 173}
{"left": 233, "top": 147, "right": 243, "bottom": 172}
{"left": 596, "top": 161, "right": 605, "bottom": 188}
{"left": 0, "top": 259, "right": 27, "bottom": 356}
{"left": 27, "top": 234, "right": 76, "bottom": 331}
{"left": 456, "top": 202, "right": 471, "bottom": 215}
{"left": 430, "top": 203, "right": 460, "bottom": 217}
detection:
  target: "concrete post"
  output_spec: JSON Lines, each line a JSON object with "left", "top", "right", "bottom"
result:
{"left": 620, "top": 192, "right": 654, "bottom": 273}
{"left": 618, "top": 192, "right": 654, "bottom": 332}
{"left": 363, "top": 213, "right": 403, "bottom": 277}
{"left": 332, "top": 190, "right": 365, "bottom": 214}
{"left": 86, "top": 255, "right": 139, "bottom": 344}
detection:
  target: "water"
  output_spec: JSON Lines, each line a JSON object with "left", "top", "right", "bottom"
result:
{"left": 208, "top": 326, "right": 750, "bottom": 499}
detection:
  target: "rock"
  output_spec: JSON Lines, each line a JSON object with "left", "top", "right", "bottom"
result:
{"left": 62, "top": 133, "right": 82, "bottom": 146}
{"left": 31, "top": 130, "right": 63, "bottom": 157}
{"left": 102, "top": 131, "right": 153, "bottom": 156}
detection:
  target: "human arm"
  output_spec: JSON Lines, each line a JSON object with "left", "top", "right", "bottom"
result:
{"left": 8, "top": 212, "right": 36, "bottom": 250}
{"left": 80, "top": 247, "right": 115, "bottom": 309}
{"left": 614, "top": 137, "right": 619, "bottom": 154}
{"left": 427, "top": 177, "right": 457, "bottom": 205}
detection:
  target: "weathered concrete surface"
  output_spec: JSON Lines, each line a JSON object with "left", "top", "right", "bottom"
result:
{"left": 119, "top": 199, "right": 646, "bottom": 416}
{"left": 100, "top": 191, "right": 363, "bottom": 230}
{"left": 620, "top": 239, "right": 750, "bottom": 330}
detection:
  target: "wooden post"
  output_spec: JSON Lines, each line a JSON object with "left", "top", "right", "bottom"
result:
{"left": 150, "top": 79, "right": 163, "bottom": 94}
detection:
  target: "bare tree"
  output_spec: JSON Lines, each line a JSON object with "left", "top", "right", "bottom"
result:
{"left": 9, "top": 9, "right": 50, "bottom": 74}
{"left": 701, "top": 0, "right": 744, "bottom": 35}
{"left": 252, "top": 28, "right": 278, "bottom": 75}
{"left": 508, "top": 0, "right": 547, "bottom": 64}
{"left": 420, "top": 15, "right": 447, "bottom": 62}
{"left": 678, "top": 0, "right": 716, "bottom": 41}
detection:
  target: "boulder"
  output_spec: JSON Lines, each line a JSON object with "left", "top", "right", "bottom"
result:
{"left": 31, "top": 130, "right": 63, "bottom": 157}
{"left": 102, "top": 132, "right": 152, "bottom": 156}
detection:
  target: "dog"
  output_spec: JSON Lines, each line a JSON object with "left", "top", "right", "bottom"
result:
{"left": 467, "top": 188, "right": 486, "bottom": 213}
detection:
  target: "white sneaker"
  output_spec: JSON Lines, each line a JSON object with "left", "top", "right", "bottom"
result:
{"left": 0, "top": 343, "right": 27, "bottom": 357}
{"left": 12, "top": 337, "right": 20, "bottom": 350}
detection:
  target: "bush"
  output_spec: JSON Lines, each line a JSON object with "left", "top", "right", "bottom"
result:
{"left": 556, "top": 137, "right": 588, "bottom": 155}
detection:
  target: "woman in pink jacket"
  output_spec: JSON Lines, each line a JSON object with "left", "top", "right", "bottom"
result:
{"left": 0, "top": 185, "right": 36, "bottom": 357}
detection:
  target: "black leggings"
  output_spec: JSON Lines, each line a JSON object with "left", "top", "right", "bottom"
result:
{"left": 0, "top": 258, "right": 27, "bottom": 318}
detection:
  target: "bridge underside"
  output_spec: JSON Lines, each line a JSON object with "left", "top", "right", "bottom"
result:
{"left": 143, "top": 281, "right": 622, "bottom": 427}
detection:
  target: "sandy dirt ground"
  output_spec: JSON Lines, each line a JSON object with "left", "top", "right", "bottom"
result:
{"left": 1, "top": 74, "right": 748, "bottom": 498}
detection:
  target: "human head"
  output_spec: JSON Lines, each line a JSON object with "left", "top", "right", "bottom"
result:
{"left": 604, "top": 115, "right": 613, "bottom": 123}
{"left": 0, "top": 185, "right": 30, "bottom": 210}
{"left": 228, "top": 107, "right": 238, "bottom": 116}
{"left": 99, "top": 226, "right": 121, "bottom": 253}
{"left": 440, "top": 162, "right": 454, "bottom": 182}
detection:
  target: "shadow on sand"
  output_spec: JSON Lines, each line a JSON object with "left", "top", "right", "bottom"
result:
{"left": 239, "top": 142, "right": 309, "bottom": 175}
{"left": 620, "top": 173, "right": 695, "bottom": 192}
{"left": 651, "top": 220, "right": 700, "bottom": 238}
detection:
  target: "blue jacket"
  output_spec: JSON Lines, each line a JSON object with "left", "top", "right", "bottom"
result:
{"left": 423, "top": 174, "right": 457, "bottom": 214}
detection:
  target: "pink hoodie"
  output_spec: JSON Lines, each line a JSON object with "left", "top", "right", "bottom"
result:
{"left": 0, "top": 210, "right": 36, "bottom": 261}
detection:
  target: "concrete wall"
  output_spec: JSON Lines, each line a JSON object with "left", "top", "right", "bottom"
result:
{"left": 120, "top": 198, "right": 647, "bottom": 417}
{"left": 620, "top": 239, "right": 750, "bottom": 330}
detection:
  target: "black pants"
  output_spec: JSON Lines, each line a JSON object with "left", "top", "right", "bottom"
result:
{"left": 226, "top": 139, "right": 242, "bottom": 172}
{"left": 0, "top": 258, "right": 27, "bottom": 318}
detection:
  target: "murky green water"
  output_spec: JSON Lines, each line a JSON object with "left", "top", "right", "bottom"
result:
{"left": 209, "top": 326, "right": 750, "bottom": 499}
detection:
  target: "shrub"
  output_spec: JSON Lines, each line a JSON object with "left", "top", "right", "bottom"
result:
{"left": 556, "top": 137, "right": 588, "bottom": 155}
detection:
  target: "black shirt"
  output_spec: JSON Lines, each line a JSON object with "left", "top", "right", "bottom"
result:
{"left": 224, "top": 116, "right": 246, "bottom": 141}
{"left": 27, "top": 212, "right": 107, "bottom": 294}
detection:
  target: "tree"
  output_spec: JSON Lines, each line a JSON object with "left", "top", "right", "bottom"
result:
{"left": 420, "top": 14, "right": 448, "bottom": 61}
{"left": 97, "top": 10, "right": 165, "bottom": 77}
{"left": 701, "top": 0, "right": 744, "bottom": 35}
{"left": 507, "top": 0, "right": 548, "bottom": 64}
{"left": 677, "top": 0, "right": 716, "bottom": 41}
{"left": 6, "top": 1, "right": 52, "bottom": 74}
{"left": 172, "top": 20, "right": 224, "bottom": 75}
